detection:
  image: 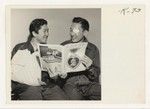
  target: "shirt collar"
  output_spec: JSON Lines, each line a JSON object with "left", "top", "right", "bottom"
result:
{"left": 25, "top": 41, "right": 34, "bottom": 54}
{"left": 70, "top": 36, "right": 88, "bottom": 43}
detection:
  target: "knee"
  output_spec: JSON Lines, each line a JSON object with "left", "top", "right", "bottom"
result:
{"left": 87, "top": 83, "right": 101, "bottom": 100}
{"left": 43, "top": 85, "right": 69, "bottom": 100}
{"left": 19, "top": 86, "right": 42, "bottom": 100}
{"left": 63, "top": 84, "right": 83, "bottom": 100}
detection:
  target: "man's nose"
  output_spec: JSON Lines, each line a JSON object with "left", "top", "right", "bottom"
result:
{"left": 70, "top": 31, "right": 75, "bottom": 36}
{"left": 45, "top": 31, "right": 49, "bottom": 37}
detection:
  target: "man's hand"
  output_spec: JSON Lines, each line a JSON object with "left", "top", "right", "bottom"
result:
{"left": 59, "top": 73, "right": 67, "bottom": 79}
{"left": 46, "top": 66, "right": 59, "bottom": 80}
{"left": 43, "top": 60, "right": 58, "bottom": 78}
{"left": 81, "top": 55, "right": 92, "bottom": 69}
{"left": 38, "top": 78, "right": 46, "bottom": 86}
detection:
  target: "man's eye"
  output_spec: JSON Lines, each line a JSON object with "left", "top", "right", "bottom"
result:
{"left": 70, "top": 28, "right": 73, "bottom": 32}
{"left": 44, "top": 30, "right": 48, "bottom": 33}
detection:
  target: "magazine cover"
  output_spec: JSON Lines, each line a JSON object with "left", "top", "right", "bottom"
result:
{"left": 38, "top": 42, "right": 91, "bottom": 77}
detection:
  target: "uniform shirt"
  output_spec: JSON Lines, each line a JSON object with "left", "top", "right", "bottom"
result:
{"left": 11, "top": 41, "right": 58, "bottom": 86}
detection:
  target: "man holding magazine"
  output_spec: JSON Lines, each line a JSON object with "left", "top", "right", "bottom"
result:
{"left": 11, "top": 18, "right": 68, "bottom": 100}
{"left": 60, "top": 17, "right": 101, "bottom": 100}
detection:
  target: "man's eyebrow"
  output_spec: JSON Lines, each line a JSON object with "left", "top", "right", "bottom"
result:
{"left": 70, "top": 28, "right": 73, "bottom": 31}
{"left": 45, "top": 28, "right": 49, "bottom": 30}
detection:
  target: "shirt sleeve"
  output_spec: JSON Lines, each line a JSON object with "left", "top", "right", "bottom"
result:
{"left": 11, "top": 50, "right": 41, "bottom": 86}
{"left": 87, "top": 46, "right": 101, "bottom": 83}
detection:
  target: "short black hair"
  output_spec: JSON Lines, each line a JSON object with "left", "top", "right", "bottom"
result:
{"left": 27, "top": 18, "right": 48, "bottom": 42}
{"left": 72, "top": 17, "right": 89, "bottom": 31}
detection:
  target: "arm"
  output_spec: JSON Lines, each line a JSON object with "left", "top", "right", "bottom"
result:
{"left": 11, "top": 50, "right": 41, "bottom": 86}
{"left": 86, "top": 44, "right": 100, "bottom": 83}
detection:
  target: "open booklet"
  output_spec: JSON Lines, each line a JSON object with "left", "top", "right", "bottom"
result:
{"left": 38, "top": 42, "right": 92, "bottom": 77}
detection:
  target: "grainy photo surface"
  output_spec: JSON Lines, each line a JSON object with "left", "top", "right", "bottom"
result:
{"left": 9, "top": 8, "right": 101, "bottom": 100}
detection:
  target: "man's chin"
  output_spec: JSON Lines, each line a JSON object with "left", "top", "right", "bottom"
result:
{"left": 71, "top": 37, "right": 84, "bottom": 43}
{"left": 71, "top": 39, "right": 81, "bottom": 43}
{"left": 71, "top": 40, "right": 77, "bottom": 43}
{"left": 40, "top": 42, "right": 47, "bottom": 44}
{"left": 71, "top": 38, "right": 78, "bottom": 43}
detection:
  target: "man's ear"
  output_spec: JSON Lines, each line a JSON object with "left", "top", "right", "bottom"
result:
{"left": 83, "top": 30, "right": 89, "bottom": 37}
{"left": 32, "top": 31, "right": 37, "bottom": 37}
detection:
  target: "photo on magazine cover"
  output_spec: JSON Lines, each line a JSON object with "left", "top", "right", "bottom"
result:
{"left": 38, "top": 44, "right": 63, "bottom": 77}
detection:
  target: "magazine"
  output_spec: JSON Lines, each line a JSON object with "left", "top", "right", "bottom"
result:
{"left": 38, "top": 42, "right": 92, "bottom": 77}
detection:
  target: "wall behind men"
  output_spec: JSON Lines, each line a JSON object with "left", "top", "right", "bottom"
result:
{"left": 11, "top": 8, "right": 101, "bottom": 52}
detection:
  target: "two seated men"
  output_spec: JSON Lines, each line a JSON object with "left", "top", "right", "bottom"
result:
{"left": 11, "top": 17, "right": 101, "bottom": 100}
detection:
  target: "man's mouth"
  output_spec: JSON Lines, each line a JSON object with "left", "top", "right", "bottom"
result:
{"left": 71, "top": 35, "right": 76, "bottom": 40}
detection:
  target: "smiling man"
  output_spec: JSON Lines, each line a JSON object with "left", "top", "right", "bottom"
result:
{"left": 11, "top": 18, "right": 68, "bottom": 100}
{"left": 60, "top": 17, "right": 101, "bottom": 100}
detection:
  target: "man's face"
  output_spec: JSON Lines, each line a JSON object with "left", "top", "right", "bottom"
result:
{"left": 70, "top": 58, "right": 77, "bottom": 67}
{"left": 35, "top": 24, "right": 49, "bottom": 44}
{"left": 70, "top": 23, "right": 85, "bottom": 42}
